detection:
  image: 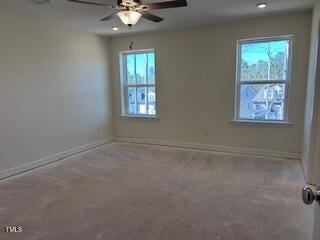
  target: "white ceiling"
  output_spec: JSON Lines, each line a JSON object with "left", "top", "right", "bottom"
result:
{"left": 1, "top": 0, "right": 316, "bottom": 36}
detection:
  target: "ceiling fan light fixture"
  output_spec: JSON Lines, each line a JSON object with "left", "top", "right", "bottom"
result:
{"left": 257, "top": 3, "right": 267, "bottom": 9}
{"left": 117, "top": 11, "right": 142, "bottom": 26}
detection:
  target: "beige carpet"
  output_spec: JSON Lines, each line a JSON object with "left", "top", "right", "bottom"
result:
{"left": 0, "top": 143, "right": 313, "bottom": 240}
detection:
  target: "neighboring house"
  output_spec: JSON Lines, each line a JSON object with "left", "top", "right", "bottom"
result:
{"left": 252, "top": 84, "right": 285, "bottom": 120}
{"left": 128, "top": 89, "right": 156, "bottom": 115}
{"left": 239, "top": 85, "right": 256, "bottom": 119}
{"left": 147, "top": 90, "right": 156, "bottom": 115}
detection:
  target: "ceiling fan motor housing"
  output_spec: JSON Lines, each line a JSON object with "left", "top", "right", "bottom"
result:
{"left": 121, "top": 0, "right": 139, "bottom": 8}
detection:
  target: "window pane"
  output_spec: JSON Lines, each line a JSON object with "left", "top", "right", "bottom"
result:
{"left": 123, "top": 50, "right": 156, "bottom": 116}
{"left": 126, "top": 54, "right": 135, "bottom": 85}
{"left": 127, "top": 87, "right": 137, "bottom": 115}
{"left": 239, "top": 84, "right": 286, "bottom": 121}
{"left": 136, "top": 54, "right": 147, "bottom": 84}
{"left": 147, "top": 53, "right": 155, "bottom": 84}
{"left": 240, "top": 40, "right": 290, "bottom": 81}
{"left": 147, "top": 87, "right": 156, "bottom": 115}
{"left": 137, "top": 87, "right": 147, "bottom": 115}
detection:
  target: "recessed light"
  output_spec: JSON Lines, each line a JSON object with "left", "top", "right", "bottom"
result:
{"left": 257, "top": 3, "right": 267, "bottom": 9}
{"left": 112, "top": 26, "right": 119, "bottom": 31}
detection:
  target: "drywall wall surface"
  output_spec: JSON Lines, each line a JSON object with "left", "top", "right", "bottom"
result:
{"left": 0, "top": 7, "right": 113, "bottom": 171}
{"left": 110, "top": 12, "right": 311, "bottom": 156}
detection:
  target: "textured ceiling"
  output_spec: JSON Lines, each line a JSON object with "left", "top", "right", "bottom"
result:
{"left": 0, "top": 0, "right": 316, "bottom": 36}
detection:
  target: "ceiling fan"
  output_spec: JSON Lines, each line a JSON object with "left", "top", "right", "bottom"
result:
{"left": 68, "top": 0, "right": 188, "bottom": 27}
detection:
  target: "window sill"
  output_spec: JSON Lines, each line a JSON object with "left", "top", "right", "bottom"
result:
{"left": 230, "top": 119, "right": 293, "bottom": 126}
{"left": 120, "top": 115, "right": 159, "bottom": 120}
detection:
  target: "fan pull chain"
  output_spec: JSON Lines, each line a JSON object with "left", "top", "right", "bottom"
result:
{"left": 129, "top": 24, "right": 134, "bottom": 50}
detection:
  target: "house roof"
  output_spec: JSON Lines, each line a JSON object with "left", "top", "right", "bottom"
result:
{"left": 252, "top": 84, "right": 282, "bottom": 103}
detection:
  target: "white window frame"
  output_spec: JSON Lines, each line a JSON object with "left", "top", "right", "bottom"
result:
{"left": 234, "top": 36, "right": 293, "bottom": 124}
{"left": 119, "top": 49, "right": 158, "bottom": 119}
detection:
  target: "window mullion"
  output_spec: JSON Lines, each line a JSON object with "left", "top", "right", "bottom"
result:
{"left": 134, "top": 54, "right": 137, "bottom": 85}
{"left": 127, "top": 84, "right": 155, "bottom": 88}
{"left": 125, "top": 85, "right": 128, "bottom": 115}
{"left": 146, "top": 87, "right": 149, "bottom": 116}
{"left": 240, "top": 80, "right": 287, "bottom": 85}
{"left": 146, "top": 53, "right": 149, "bottom": 115}
{"left": 134, "top": 54, "right": 138, "bottom": 114}
{"left": 135, "top": 87, "right": 138, "bottom": 114}
{"left": 146, "top": 53, "right": 149, "bottom": 85}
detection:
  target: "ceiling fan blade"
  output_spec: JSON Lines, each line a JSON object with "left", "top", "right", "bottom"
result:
{"left": 139, "top": 0, "right": 187, "bottom": 10}
{"left": 100, "top": 11, "right": 119, "bottom": 21}
{"left": 141, "top": 12, "right": 164, "bottom": 22}
{"left": 68, "top": 0, "right": 114, "bottom": 7}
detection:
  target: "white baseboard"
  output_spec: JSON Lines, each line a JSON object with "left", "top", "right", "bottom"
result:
{"left": 115, "top": 137, "right": 301, "bottom": 160}
{"left": 1, "top": 136, "right": 300, "bottom": 180}
{"left": 0, "top": 137, "right": 114, "bottom": 180}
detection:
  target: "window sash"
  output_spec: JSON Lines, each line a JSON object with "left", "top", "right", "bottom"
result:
{"left": 124, "top": 85, "right": 156, "bottom": 116}
{"left": 237, "top": 82, "right": 289, "bottom": 121}
{"left": 235, "top": 37, "right": 292, "bottom": 122}
{"left": 121, "top": 49, "right": 156, "bottom": 116}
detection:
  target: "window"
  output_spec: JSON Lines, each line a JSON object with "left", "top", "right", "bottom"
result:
{"left": 235, "top": 36, "right": 292, "bottom": 122}
{"left": 120, "top": 49, "right": 157, "bottom": 117}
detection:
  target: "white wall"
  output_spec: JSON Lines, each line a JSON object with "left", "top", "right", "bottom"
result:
{"left": 110, "top": 12, "right": 311, "bottom": 157}
{"left": 302, "top": 2, "right": 320, "bottom": 184}
{"left": 0, "top": 7, "right": 113, "bottom": 172}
